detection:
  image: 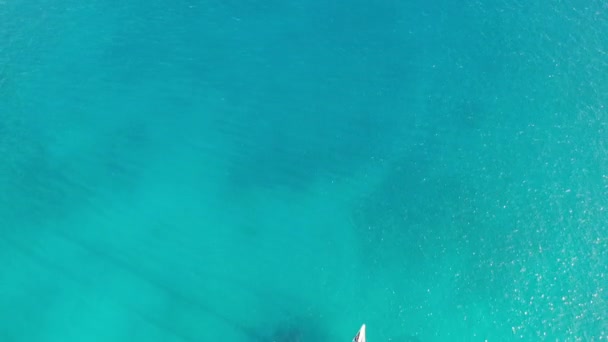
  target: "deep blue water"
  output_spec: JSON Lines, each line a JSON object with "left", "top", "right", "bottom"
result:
{"left": 1, "top": 1, "right": 607, "bottom": 341}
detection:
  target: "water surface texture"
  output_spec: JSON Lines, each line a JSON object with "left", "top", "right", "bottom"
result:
{"left": 1, "top": 1, "right": 607, "bottom": 341}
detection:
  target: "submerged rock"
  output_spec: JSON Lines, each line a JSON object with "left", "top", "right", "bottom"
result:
{"left": 264, "top": 315, "right": 328, "bottom": 342}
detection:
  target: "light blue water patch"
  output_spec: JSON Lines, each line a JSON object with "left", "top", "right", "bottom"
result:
{"left": 1, "top": 0, "right": 608, "bottom": 341}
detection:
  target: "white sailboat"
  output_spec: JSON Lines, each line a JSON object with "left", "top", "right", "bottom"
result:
{"left": 352, "top": 324, "right": 366, "bottom": 342}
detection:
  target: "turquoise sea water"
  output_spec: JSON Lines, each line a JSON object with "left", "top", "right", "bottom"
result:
{"left": 2, "top": 1, "right": 607, "bottom": 341}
